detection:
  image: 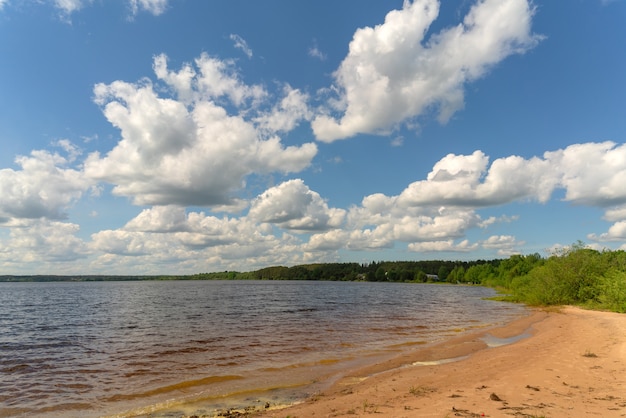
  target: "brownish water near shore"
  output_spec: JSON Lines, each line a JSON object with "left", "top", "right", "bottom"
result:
{"left": 0, "top": 280, "right": 528, "bottom": 417}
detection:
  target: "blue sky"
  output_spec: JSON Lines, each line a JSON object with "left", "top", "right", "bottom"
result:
{"left": 1, "top": 0, "right": 625, "bottom": 275}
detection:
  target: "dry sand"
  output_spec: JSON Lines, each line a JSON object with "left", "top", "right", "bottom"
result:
{"left": 257, "top": 306, "right": 626, "bottom": 418}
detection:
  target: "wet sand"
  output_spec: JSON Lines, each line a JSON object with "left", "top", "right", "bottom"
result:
{"left": 256, "top": 306, "right": 626, "bottom": 417}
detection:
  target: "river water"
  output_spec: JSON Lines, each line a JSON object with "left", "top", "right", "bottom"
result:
{"left": 0, "top": 280, "right": 527, "bottom": 417}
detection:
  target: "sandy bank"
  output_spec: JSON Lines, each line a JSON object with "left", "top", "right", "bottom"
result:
{"left": 257, "top": 306, "right": 626, "bottom": 417}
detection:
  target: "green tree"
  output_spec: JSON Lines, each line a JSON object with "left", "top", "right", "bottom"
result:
{"left": 413, "top": 270, "right": 427, "bottom": 283}
{"left": 437, "top": 265, "right": 449, "bottom": 282}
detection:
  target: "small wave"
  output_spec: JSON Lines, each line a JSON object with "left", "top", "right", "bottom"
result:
{"left": 389, "top": 340, "right": 427, "bottom": 348}
{"left": 412, "top": 355, "right": 468, "bottom": 366}
{"left": 101, "top": 375, "right": 244, "bottom": 402}
{"left": 481, "top": 332, "right": 530, "bottom": 348}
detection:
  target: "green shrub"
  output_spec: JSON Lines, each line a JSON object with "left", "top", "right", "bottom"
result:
{"left": 598, "top": 269, "right": 626, "bottom": 313}
{"left": 510, "top": 245, "right": 610, "bottom": 307}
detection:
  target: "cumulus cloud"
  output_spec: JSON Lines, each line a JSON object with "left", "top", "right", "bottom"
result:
{"left": 481, "top": 234, "right": 524, "bottom": 256}
{"left": 391, "top": 142, "right": 626, "bottom": 244}
{"left": 546, "top": 141, "right": 626, "bottom": 207}
{"left": 588, "top": 221, "right": 626, "bottom": 242}
{"left": 306, "top": 141, "right": 626, "bottom": 256}
{"left": 152, "top": 53, "right": 267, "bottom": 107}
{"left": 603, "top": 206, "right": 626, "bottom": 222}
{"left": 88, "top": 207, "right": 323, "bottom": 272}
{"left": 91, "top": 230, "right": 166, "bottom": 256}
{"left": 85, "top": 53, "right": 317, "bottom": 207}
{"left": 305, "top": 228, "right": 395, "bottom": 252}
{"left": 397, "top": 142, "right": 626, "bottom": 211}
{"left": 312, "top": 0, "right": 541, "bottom": 142}
{"left": 248, "top": 179, "right": 345, "bottom": 231}
{"left": 306, "top": 193, "right": 486, "bottom": 253}
{"left": 124, "top": 206, "right": 190, "bottom": 233}
{"left": 0, "top": 219, "right": 89, "bottom": 268}
{"left": 0, "top": 149, "right": 91, "bottom": 221}
{"left": 5, "top": 138, "right": 624, "bottom": 273}
{"left": 253, "top": 84, "right": 312, "bottom": 134}
{"left": 397, "top": 150, "right": 557, "bottom": 207}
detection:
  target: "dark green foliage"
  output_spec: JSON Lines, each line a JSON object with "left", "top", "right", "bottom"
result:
{"left": 598, "top": 269, "right": 626, "bottom": 313}
{"left": 413, "top": 270, "right": 427, "bottom": 283}
{"left": 437, "top": 265, "right": 450, "bottom": 281}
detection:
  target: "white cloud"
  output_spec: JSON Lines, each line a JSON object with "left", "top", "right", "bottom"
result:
{"left": 308, "top": 39, "right": 327, "bottom": 61}
{"left": 306, "top": 227, "right": 395, "bottom": 252}
{"left": 397, "top": 150, "right": 557, "bottom": 208}
{"left": 393, "top": 210, "right": 481, "bottom": 242}
{"left": 304, "top": 229, "right": 350, "bottom": 252}
{"left": 546, "top": 141, "right": 626, "bottom": 207}
{"left": 47, "top": 0, "right": 167, "bottom": 20}
{"left": 588, "top": 221, "right": 626, "bottom": 242}
{"left": 129, "top": 0, "right": 168, "bottom": 16}
{"left": 91, "top": 230, "right": 165, "bottom": 256}
{"left": 0, "top": 219, "right": 90, "bottom": 268}
{"left": 478, "top": 214, "right": 519, "bottom": 228}
{"left": 306, "top": 193, "right": 486, "bottom": 253}
{"left": 481, "top": 234, "right": 524, "bottom": 256}
{"left": 54, "top": 0, "right": 87, "bottom": 16}
{"left": 395, "top": 142, "right": 626, "bottom": 212}
{"left": 391, "top": 135, "right": 404, "bottom": 147}
{"left": 152, "top": 53, "right": 268, "bottom": 106}
{"left": 603, "top": 206, "right": 626, "bottom": 222}
{"left": 408, "top": 239, "right": 478, "bottom": 253}
{"left": 305, "top": 141, "right": 626, "bottom": 256}
{"left": 312, "top": 0, "right": 541, "bottom": 142}
{"left": 248, "top": 179, "right": 345, "bottom": 231}
{"left": 408, "top": 235, "right": 522, "bottom": 257}
{"left": 54, "top": 138, "right": 82, "bottom": 162}
{"left": 5, "top": 138, "right": 624, "bottom": 273}
{"left": 253, "top": 84, "right": 312, "bottom": 134}
{"left": 124, "top": 206, "right": 189, "bottom": 233}
{"left": 0, "top": 149, "right": 91, "bottom": 221}
{"left": 85, "top": 53, "right": 317, "bottom": 207}
{"left": 193, "top": 53, "right": 267, "bottom": 106}
{"left": 230, "top": 34, "right": 253, "bottom": 58}
{"left": 88, "top": 208, "right": 329, "bottom": 273}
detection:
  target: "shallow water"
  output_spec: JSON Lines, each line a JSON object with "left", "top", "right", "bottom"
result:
{"left": 0, "top": 280, "right": 527, "bottom": 417}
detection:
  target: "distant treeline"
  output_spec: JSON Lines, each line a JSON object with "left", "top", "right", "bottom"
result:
{"left": 3, "top": 243, "right": 625, "bottom": 312}
{"left": 0, "top": 260, "right": 492, "bottom": 283}
{"left": 0, "top": 259, "right": 500, "bottom": 283}
{"left": 0, "top": 275, "right": 159, "bottom": 282}
{"left": 191, "top": 259, "right": 498, "bottom": 283}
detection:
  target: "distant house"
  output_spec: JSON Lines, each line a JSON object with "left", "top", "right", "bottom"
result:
{"left": 426, "top": 274, "right": 441, "bottom": 282}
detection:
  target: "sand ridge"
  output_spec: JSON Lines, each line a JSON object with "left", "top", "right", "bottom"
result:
{"left": 258, "top": 306, "right": 626, "bottom": 417}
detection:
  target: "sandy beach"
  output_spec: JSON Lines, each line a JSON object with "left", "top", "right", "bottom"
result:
{"left": 256, "top": 306, "right": 626, "bottom": 418}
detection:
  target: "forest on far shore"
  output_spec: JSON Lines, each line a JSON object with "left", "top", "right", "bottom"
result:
{"left": 2, "top": 242, "right": 625, "bottom": 312}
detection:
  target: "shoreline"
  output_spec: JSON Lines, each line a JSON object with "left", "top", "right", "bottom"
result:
{"left": 253, "top": 306, "right": 626, "bottom": 417}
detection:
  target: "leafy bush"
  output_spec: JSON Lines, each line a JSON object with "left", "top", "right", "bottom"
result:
{"left": 598, "top": 269, "right": 626, "bottom": 313}
{"left": 507, "top": 244, "right": 626, "bottom": 312}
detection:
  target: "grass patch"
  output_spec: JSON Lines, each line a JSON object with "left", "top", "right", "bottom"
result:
{"left": 409, "top": 385, "right": 437, "bottom": 396}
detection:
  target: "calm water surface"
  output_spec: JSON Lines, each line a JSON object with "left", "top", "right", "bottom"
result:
{"left": 0, "top": 280, "right": 527, "bottom": 417}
